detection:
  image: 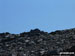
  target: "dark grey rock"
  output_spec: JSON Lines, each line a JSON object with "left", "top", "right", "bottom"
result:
{"left": 0, "top": 28, "right": 75, "bottom": 56}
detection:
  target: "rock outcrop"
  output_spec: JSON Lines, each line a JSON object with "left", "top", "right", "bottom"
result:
{"left": 0, "top": 28, "right": 75, "bottom": 56}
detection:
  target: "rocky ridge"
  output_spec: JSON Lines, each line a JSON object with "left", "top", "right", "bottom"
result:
{"left": 0, "top": 28, "right": 75, "bottom": 56}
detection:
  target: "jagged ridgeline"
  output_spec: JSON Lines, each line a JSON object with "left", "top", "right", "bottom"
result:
{"left": 0, "top": 28, "right": 75, "bottom": 56}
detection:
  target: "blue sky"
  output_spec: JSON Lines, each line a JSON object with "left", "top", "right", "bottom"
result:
{"left": 0, "top": 0, "right": 75, "bottom": 33}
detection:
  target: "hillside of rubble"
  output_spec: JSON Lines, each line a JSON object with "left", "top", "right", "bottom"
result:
{"left": 0, "top": 28, "right": 75, "bottom": 56}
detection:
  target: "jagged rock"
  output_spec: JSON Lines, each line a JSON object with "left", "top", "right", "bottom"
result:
{"left": 30, "top": 29, "right": 41, "bottom": 33}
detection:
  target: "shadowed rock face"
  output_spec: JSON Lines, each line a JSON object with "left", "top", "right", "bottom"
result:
{"left": 0, "top": 28, "right": 75, "bottom": 56}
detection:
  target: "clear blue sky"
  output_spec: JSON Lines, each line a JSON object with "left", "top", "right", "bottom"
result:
{"left": 0, "top": 0, "right": 75, "bottom": 33}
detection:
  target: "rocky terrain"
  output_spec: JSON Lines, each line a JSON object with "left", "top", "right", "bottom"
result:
{"left": 0, "top": 28, "right": 75, "bottom": 56}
